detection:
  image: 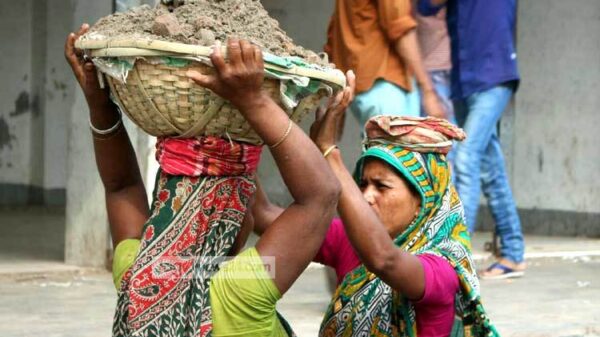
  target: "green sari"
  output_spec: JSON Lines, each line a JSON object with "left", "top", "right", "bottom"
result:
{"left": 320, "top": 144, "right": 499, "bottom": 337}
{"left": 113, "top": 171, "right": 256, "bottom": 337}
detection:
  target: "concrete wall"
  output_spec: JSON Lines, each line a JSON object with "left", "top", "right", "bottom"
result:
{"left": 0, "top": 0, "right": 75, "bottom": 205}
{"left": 479, "top": 0, "right": 600, "bottom": 236}
{"left": 514, "top": 0, "right": 600, "bottom": 212}
{"left": 43, "top": 1, "right": 79, "bottom": 202}
{"left": 0, "top": 0, "right": 35, "bottom": 204}
{"left": 0, "top": 0, "right": 115, "bottom": 265}
{"left": 64, "top": 0, "right": 114, "bottom": 267}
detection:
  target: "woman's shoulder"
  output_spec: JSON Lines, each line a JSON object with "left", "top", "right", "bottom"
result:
{"left": 414, "top": 253, "right": 459, "bottom": 307}
{"left": 413, "top": 253, "right": 459, "bottom": 337}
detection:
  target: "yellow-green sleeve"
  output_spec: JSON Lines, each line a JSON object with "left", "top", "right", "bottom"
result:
{"left": 210, "top": 247, "right": 287, "bottom": 337}
{"left": 112, "top": 238, "right": 141, "bottom": 290}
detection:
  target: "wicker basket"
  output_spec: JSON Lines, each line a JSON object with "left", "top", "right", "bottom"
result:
{"left": 76, "top": 39, "right": 346, "bottom": 145}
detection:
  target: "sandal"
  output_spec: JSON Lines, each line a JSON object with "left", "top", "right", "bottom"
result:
{"left": 479, "top": 262, "right": 525, "bottom": 280}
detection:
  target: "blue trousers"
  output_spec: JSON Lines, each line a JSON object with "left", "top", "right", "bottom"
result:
{"left": 453, "top": 84, "right": 525, "bottom": 263}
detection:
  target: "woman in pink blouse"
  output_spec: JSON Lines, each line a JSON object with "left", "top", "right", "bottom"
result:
{"left": 253, "top": 112, "right": 499, "bottom": 336}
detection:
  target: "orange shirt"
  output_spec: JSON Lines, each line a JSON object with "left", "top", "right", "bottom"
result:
{"left": 325, "top": 0, "right": 417, "bottom": 94}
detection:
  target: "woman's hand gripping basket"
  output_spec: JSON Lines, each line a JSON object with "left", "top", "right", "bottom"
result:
{"left": 75, "top": 38, "right": 346, "bottom": 145}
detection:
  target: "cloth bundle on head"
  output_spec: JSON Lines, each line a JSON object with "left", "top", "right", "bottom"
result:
{"left": 156, "top": 136, "right": 263, "bottom": 177}
{"left": 320, "top": 116, "right": 498, "bottom": 337}
{"left": 363, "top": 115, "right": 466, "bottom": 154}
{"left": 113, "top": 136, "right": 263, "bottom": 337}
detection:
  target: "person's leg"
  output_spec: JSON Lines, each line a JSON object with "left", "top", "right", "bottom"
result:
{"left": 453, "top": 86, "right": 513, "bottom": 233}
{"left": 350, "top": 79, "right": 418, "bottom": 133}
{"left": 480, "top": 131, "right": 525, "bottom": 268}
{"left": 448, "top": 99, "right": 467, "bottom": 185}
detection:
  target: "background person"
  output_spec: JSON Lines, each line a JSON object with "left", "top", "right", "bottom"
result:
{"left": 419, "top": 0, "right": 526, "bottom": 279}
{"left": 325, "top": 0, "right": 446, "bottom": 134}
{"left": 254, "top": 115, "right": 499, "bottom": 336}
{"left": 414, "top": 6, "right": 455, "bottom": 125}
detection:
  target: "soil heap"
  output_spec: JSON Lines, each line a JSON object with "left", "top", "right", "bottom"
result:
{"left": 87, "top": 0, "right": 327, "bottom": 65}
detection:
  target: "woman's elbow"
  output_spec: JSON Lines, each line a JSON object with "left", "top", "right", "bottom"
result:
{"left": 102, "top": 176, "right": 144, "bottom": 194}
{"left": 363, "top": 250, "right": 399, "bottom": 276}
{"left": 319, "top": 179, "right": 342, "bottom": 207}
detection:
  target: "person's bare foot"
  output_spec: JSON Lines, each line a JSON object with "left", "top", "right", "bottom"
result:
{"left": 479, "top": 258, "right": 526, "bottom": 280}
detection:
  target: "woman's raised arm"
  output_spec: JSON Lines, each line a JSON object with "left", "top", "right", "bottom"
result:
{"left": 310, "top": 76, "right": 426, "bottom": 300}
{"left": 188, "top": 39, "right": 341, "bottom": 295}
{"left": 65, "top": 24, "right": 148, "bottom": 245}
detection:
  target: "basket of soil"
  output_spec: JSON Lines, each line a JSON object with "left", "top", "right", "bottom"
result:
{"left": 76, "top": 1, "right": 345, "bottom": 144}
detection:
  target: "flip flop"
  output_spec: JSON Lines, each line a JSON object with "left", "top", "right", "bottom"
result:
{"left": 479, "top": 262, "right": 525, "bottom": 280}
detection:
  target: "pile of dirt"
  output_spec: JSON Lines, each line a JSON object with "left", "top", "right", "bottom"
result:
{"left": 87, "top": 0, "right": 326, "bottom": 65}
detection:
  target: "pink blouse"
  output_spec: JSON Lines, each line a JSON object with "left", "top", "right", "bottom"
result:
{"left": 314, "top": 218, "right": 459, "bottom": 337}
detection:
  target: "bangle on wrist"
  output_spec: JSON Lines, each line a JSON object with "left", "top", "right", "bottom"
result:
{"left": 322, "top": 144, "right": 339, "bottom": 158}
{"left": 92, "top": 126, "right": 123, "bottom": 141}
{"left": 269, "top": 119, "right": 293, "bottom": 149}
{"left": 89, "top": 109, "right": 122, "bottom": 136}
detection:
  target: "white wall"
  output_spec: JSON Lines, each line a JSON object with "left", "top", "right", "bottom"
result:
{"left": 43, "top": 0, "right": 77, "bottom": 192}
{"left": 65, "top": 0, "right": 114, "bottom": 267}
{"left": 0, "top": 0, "right": 74, "bottom": 204}
{"left": 0, "top": 0, "right": 34, "bottom": 188}
{"left": 514, "top": 0, "right": 600, "bottom": 214}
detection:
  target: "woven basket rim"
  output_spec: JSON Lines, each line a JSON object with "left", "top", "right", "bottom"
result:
{"left": 75, "top": 38, "right": 346, "bottom": 88}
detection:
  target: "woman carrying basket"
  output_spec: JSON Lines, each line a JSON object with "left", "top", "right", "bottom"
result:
{"left": 66, "top": 24, "right": 354, "bottom": 337}
{"left": 253, "top": 115, "right": 501, "bottom": 336}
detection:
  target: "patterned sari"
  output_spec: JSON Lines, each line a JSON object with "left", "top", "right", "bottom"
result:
{"left": 320, "top": 117, "right": 499, "bottom": 337}
{"left": 113, "top": 137, "right": 262, "bottom": 337}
